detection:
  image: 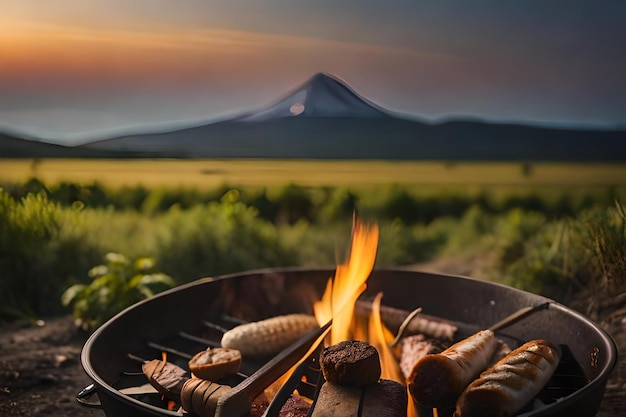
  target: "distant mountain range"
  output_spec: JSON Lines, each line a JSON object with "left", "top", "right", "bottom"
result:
{"left": 2, "top": 73, "right": 625, "bottom": 161}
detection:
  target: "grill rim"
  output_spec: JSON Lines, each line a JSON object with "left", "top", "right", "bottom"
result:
{"left": 80, "top": 266, "right": 618, "bottom": 417}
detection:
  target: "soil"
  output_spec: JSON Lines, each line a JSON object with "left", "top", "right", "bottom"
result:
{"left": 0, "top": 317, "right": 101, "bottom": 417}
{"left": 0, "top": 291, "right": 624, "bottom": 417}
{"left": 573, "top": 291, "right": 626, "bottom": 417}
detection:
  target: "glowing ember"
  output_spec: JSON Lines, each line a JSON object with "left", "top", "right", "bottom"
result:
{"left": 167, "top": 400, "right": 177, "bottom": 411}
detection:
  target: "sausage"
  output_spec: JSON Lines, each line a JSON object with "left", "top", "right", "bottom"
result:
{"left": 180, "top": 378, "right": 232, "bottom": 417}
{"left": 454, "top": 339, "right": 561, "bottom": 417}
{"left": 141, "top": 359, "right": 187, "bottom": 400}
{"left": 407, "top": 329, "right": 499, "bottom": 408}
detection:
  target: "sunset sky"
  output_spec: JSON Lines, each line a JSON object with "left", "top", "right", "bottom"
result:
{"left": 2, "top": 0, "right": 625, "bottom": 144}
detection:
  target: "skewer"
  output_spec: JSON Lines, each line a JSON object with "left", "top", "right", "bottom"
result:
{"left": 179, "top": 331, "right": 221, "bottom": 347}
{"left": 390, "top": 307, "right": 423, "bottom": 347}
{"left": 203, "top": 320, "right": 231, "bottom": 334}
{"left": 128, "top": 353, "right": 149, "bottom": 363}
{"left": 488, "top": 302, "right": 551, "bottom": 332}
{"left": 147, "top": 342, "right": 193, "bottom": 360}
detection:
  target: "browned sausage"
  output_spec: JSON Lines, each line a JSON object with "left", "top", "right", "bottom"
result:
{"left": 454, "top": 339, "right": 561, "bottom": 417}
{"left": 407, "top": 329, "right": 499, "bottom": 408}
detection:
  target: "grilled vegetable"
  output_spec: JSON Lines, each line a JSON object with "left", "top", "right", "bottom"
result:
{"left": 188, "top": 347, "right": 242, "bottom": 380}
{"left": 180, "top": 378, "right": 231, "bottom": 417}
{"left": 221, "top": 314, "right": 319, "bottom": 357}
{"left": 142, "top": 359, "right": 188, "bottom": 400}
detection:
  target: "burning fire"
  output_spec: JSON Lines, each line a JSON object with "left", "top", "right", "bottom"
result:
{"left": 313, "top": 218, "right": 378, "bottom": 343}
{"left": 368, "top": 292, "right": 404, "bottom": 383}
{"left": 267, "top": 218, "right": 416, "bottom": 415}
{"left": 313, "top": 218, "right": 403, "bottom": 384}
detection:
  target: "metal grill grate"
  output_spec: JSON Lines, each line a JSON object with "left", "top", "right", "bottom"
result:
{"left": 111, "top": 310, "right": 590, "bottom": 417}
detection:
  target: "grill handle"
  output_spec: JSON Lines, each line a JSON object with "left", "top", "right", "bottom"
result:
{"left": 76, "top": 383, "right": 102, "bottom": 408}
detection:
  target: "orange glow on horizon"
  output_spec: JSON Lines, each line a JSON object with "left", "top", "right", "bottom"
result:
{"left": 0, "top": 19, "right": 441, "bottom": 88}
{"left": 0, "top": 22, "right": 261, "bottom": 82}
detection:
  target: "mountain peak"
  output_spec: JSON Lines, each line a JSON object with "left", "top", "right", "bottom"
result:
{"left": 308, "top": 71, "right": 334, "bottom": 82}
{"left": 306, "top": 72, "right": 341, "bottom": 88}
{"left": 237, "top": 73, "right": 389, "bottom": 121}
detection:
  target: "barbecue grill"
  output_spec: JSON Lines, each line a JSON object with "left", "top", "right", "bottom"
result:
{"left": 79, "top": 267, "right": 617, "bottom": 417}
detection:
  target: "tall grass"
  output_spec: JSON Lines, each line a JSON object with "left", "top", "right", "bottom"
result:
{"left": 579, "top": 201, "right": 626, "bottom": 293}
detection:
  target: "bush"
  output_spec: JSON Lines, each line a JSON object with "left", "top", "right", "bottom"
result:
{"left": 62, "top": 253, "right": 175, "bottom": 330}
{"left": 5, "top": 175, "right": 624, "bottom": 323}
{"left": 155, "top": 190, "right": 293, "bottom": 281}
{"left": 500, "top": 202, "right": 626, "bottom": 302}
{"left": 0, "top": 190, "right": 102, "bottom": 321}
{"left": 495, "top": 209, "right": 548, "bottom": 266}
{"left": 503, "top": 221, "right": 578, "bottom": 300}
{"left": 276, "top": 220, "right": 352, "bottom": 267}
{"left": 577, "top": 201, "right": 626, "bottom": 293}
{"left": 273, "top": 184, "right": 315, "bottom": 225}
{"left": 442, "top": 205, "right": 495, "bottom": 255}
{"left": 379, "top": 187, "right": 420, "bottom": 224}
{"left": 315, "top": 188, "right": 358, "bottom": 225}
{"left": 377, "top": 219, "right": 445, "bottom": 265}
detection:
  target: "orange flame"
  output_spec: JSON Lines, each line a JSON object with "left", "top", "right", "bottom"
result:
{"left": 301, "top": 219, "right": 421, "bottom": 414}
{"left": 276, "top": 218, "right": 418, "bottom": 417}
{"left": 313, "top": 219, "right": 379, "bottom": 344}
{"left": 313, "top": 218, "right": 404, "bottom": 382}
{"left": 408, "top": 395, "right": 420, "bottom": 417}
{"left": 159, "top": 352, "right": 178, "bottom": 411}
{"left": 368, "top": 292, "right": 404, "bottom": 383}
{"left": 264, "top": 323, "right": 331, "bottom": 401}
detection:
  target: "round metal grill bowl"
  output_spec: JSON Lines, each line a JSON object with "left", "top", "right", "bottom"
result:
{"left": 81, "top": 267, "right": 617, "bottom": 417}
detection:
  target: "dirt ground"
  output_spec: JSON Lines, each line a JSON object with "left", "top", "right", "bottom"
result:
{"left": 0, "top": 294, "right": 624, "bottom": 417}
{"left": 0, "top": 316, "right": 102, "bottom": 417}
{"left": 573, "top": 291, "right": 626, "bottom": 417}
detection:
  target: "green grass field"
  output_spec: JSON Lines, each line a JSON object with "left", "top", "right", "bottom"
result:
{"left": 2, "top": 158, "right": 626, "bottom": 197}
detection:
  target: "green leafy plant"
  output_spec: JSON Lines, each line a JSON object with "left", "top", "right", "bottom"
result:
{"left": 62, "top": 252, "right": 175, "bottom": 331}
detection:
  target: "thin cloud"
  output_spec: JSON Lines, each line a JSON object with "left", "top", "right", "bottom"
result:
{"left": 1, "top": 20, "right": 459, "bottom": 60}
